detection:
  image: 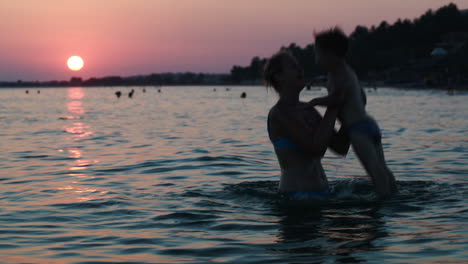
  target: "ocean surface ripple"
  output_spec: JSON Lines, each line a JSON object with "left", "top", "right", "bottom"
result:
{"left": 0, "top": 86, "right": 466, "bottom": 263}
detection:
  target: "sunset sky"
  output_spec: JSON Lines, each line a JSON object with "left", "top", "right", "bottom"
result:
{"left": 1, "top": 0, "right": 467, "bottom": 81}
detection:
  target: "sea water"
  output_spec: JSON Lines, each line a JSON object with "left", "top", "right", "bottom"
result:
{"left": 0, "top": 86, "right": 466, "bottom": 263}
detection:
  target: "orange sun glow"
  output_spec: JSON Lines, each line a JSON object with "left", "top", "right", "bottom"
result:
{"left": 67, "top": 56, "right": 84, "bottom": 71}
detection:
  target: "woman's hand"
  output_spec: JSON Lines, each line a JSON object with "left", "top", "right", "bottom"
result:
{"left": 307, "top": 98, "right": 319, "bottom": 107}
{"left": 299, "top": 99, "right": 318, "bottom": 110}
{"left": 329, "top": 126, "right": 351, "bottom": 156}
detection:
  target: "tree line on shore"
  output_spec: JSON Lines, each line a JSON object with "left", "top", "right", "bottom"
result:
{"left": 2, "top": 3, "right": 467, "bottom": 88}
{"left": 0, "top": 73, "right": 231, "bottom": 88}
{"left": 230, "top": 3, "right": 468, "bottom": 87}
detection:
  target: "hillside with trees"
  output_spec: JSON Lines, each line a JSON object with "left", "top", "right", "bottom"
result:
{"left": 229, "top": 3, "right": 468, "bottom": 88}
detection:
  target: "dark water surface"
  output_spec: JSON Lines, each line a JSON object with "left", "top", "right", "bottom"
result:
{"left": 0, "top": 86, "right": 466, "bottom": 263}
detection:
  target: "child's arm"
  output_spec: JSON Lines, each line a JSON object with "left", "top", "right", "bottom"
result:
{"left": 309, "top": 83, "right": 347, "bottom": 107}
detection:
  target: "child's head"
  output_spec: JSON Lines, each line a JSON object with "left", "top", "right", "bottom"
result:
{"left": 314, "top": 27, "right": 348, "bottom": 71}
{"left": 263, "top": 50, "right": 304, "bottom": 94}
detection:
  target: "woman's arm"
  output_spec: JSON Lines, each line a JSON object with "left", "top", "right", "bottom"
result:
{"left": 309, "top": 107, "right": 340, "bottom": 156}
{"left": 275, "top": 106, "right": 339, "bottom": 157}
{"left": 308, "top": 83, "right": 347, "bottom": 107}
{"left": 329, "top": 126, "right": 351, "bottom": 156}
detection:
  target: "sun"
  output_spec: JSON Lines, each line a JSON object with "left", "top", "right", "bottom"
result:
{"left": 67, "top": 56, "right": 84, "bottom": 71}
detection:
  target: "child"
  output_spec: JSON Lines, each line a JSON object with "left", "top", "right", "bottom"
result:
{"left": 309, "top": 27, "right": 397, "bottom": 196}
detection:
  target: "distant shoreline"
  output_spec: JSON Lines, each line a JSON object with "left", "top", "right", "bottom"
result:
{"left": 1, "top": 83, "right": 467, "bottom": 92}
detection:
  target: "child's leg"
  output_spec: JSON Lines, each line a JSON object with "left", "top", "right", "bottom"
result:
{"left": 350, "top": 132, "right": 397, "bottom": 196}
{"left": 375, "top": 140, "right": 397, "bottom": 192}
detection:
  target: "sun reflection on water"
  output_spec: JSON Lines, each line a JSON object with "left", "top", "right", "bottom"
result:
{"left": 59, "top": 87, "right": 105, "bottom": 202}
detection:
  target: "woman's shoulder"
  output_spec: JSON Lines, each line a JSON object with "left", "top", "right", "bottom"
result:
{"left": 271, "top": 102, "right": 317, "bottom": 122}
{"left": 272, "top": 102, "right": 300, "bottom": 115}
{"left": 268, "top": 103, "right": 296, "bottom": 131}
{"left": 268, "top": 104, "right": 284, "bottom": 120}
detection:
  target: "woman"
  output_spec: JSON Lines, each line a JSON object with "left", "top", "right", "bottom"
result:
{"left": 264, "top": 51, "right": 349, "bottom": 199}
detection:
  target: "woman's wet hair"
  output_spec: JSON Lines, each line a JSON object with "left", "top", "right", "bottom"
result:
{"left": 263, "top": 50, "right": 294, "bottom": 92}
{"left": 314, "top": 27, "right": 348, "bottom": 57}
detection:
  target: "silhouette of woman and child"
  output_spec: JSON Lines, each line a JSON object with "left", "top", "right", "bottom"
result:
{"left": 265, "top": 28, "right": 397, "bottom": 199}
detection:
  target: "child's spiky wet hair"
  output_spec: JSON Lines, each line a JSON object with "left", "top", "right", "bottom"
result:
{"left": 314, "top": 27, "right": 348, "bottom": 57}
